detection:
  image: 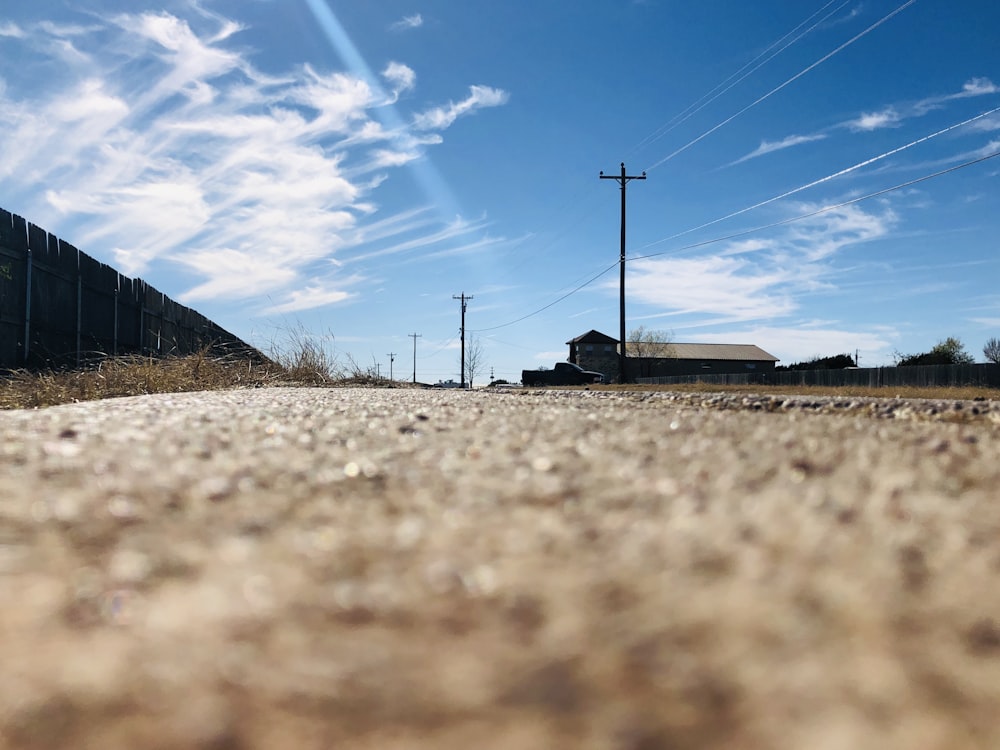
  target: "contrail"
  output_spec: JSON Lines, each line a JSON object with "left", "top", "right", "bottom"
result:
{"left": 637, "top": 104, "right": 1000, "bottom": 252}
{"left": 631, "top": 0, "right": 851, "bottom": 156}
{"left": 644, "top": 0, "right": 919, "bottom": 172}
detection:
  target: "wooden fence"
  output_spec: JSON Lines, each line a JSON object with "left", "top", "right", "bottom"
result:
{"left": 637, "top": 362, "right": 1000, "bottom": 389}
{"left": 0, "top": 207, "right": 257, "bottom": 370}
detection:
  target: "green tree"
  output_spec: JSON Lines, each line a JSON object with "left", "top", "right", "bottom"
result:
{"left": 896, "top": 337, "right": 975, "bottom": 366}
{"left": 984, "top": 337, "right": 1000, "bottom": 364}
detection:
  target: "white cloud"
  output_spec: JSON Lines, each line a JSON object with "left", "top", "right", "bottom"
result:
{"left": 719, "top": 238, "right": 775, "bottom": 256}
{"left": 626, "top": 255, "right": 799, "bottom": 323}
{"left": 783, "top": 201, "right": 896, "bottom": 260}
{"left": 382, "top": 61, "right": 416, "bottom": 101}
{"left": 623, "top": 201, "right": 896, "bottom": 325}
{"left": 729, "top": 133, "right": 827, "bottom": 166}
{"left": 413, "top": 85, "right": 509, "bottom": 130}
{"left": 0, "top": 8, "right": 506, "bottom": 315}
{"left": 390, "top": 14, "right": 424, "bottom": 32}
{"left": 178, "top": 248, "right": 300, "bottom": 301}
{"left": 0, "top": 22, "right": 26, "bottom": 38}
{"left": 848, "top": 108, "right": 901, "bottom": 132}
{"left": 976, "top": 138, "right": 1000, "bottom": 158}
{"left": 347, "top": 215, "right": 491, "bottom": 263}
{"left": 960, "top": 77, "right": 998, "bottom": 97}
{"left": 967, "top": 113, "right": 1000, "bottom": 133}
{"left": 260, "top": 283, "right": 356, "bottom": 315}
{"left": 689, "top": 324, "right": 896, "bottom": 366}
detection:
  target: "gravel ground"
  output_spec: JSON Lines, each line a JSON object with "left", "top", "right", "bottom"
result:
{"left": 1, "top": 386, "right": 1000, "bottom": 749}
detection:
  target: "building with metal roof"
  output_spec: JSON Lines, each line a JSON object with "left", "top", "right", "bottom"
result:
{"left": 566, "top": 330, "right": 779, "bottom": 383}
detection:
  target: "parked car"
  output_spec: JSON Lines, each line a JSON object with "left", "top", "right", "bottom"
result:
{"left": 521, "top": 362, "right": 605, "bottom": 386}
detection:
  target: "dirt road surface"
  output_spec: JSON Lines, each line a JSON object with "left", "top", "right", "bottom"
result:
{"left": 2, "top": 386, "right": 1000, "bottom": 749}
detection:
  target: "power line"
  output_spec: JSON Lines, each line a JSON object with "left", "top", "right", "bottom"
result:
{"left": 417, "top": 333, "right": 459, "bottom": 360}
{"left": 630, "top": 149, "right": 1000, "bottom": 263}
{"left": 636, "top": 104, "right": 1000, "bottom": 254}
{"left": 465, "top": 4, "right": 859, "bottom": 304}
{"left": 472, "top": 149, "right": 1000, "bottom": 332}
{"left": 631, "top": 0, "right": 851, "bottom": 156}
{"left": 481, "top": 6, "right": 852, "bottom": 282}
{"left": 471, "top": 261, "right": 619, "bottom": 333}
{"left": 644, "top": 0, "right": 919, "bottom": 172}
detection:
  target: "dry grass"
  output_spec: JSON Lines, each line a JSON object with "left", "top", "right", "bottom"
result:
{"left": 0, "top": 341, "right": 408, "bottom": 411}
{"left": 4, "top": 342, "right": 996, "bottom": 411}
{"left": 0, "top": 350, "right": 276, "bottom": 410}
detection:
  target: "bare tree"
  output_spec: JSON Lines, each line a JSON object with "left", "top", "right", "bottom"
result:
{"left": 627, "top": 325, "right": 674, "bottom": 358}
{"left": 985, "top": 336, "right": 1000, "bottom": 364}
{"left": 463, "top": 335, "right": 486, "bottom": 388}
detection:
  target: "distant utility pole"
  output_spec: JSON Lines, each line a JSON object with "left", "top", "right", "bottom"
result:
{"left": 409, "top": 333, "right": 422, "bottom": 383}
{"left": 387, "top": 352, "right": 396, "bottom": 381}
{"left": 600, "top": 162, "right": 646, "bottom": 384}
{"left": 453, "top": 293, "right": 474, "bottom": 388}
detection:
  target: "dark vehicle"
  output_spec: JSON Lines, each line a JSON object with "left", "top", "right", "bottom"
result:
{"left": 521, "top": 361, "right": 605, "bottom": 386}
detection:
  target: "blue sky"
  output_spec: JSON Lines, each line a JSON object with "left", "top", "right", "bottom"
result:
{"left": 1, "top": 0, "right": 998, "bottom": 382}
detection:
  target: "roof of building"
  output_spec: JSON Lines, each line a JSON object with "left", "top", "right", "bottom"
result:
{"left": 566, "top": 329, "right": 619, "bottom": 345}
{"left": 568, "top": 331, "right": 779, "bottom": 362}
{"left": 627, "top": 342, "right": 779, "bottom": 362}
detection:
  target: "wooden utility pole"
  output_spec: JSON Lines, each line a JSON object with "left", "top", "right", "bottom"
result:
{"left": 600, "top": 162, "right": 646, "bottom": 383}
{"left": 409, "top": 333, "right": 422, "bottom": 383}
{"left": 387, "top": 352, "right": 396, "bottom": 381}
{"left": 452, "top": 293, "right": 473, "bottom": 388}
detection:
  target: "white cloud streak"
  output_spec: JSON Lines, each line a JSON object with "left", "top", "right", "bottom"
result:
{"left": 624, "top": 200, "right": 896, "bottom": 325}
{"left": 848, "top": 107, "right": 901, "bottom": 131}
{"left": 413, "top": 85, "right": 510, "bottom": 130}
{"left": 729, "top": 133, "right": 827, "bottom": 166}
{"left": 0, "top": 22, "right": 26, "bottom": 38}
{"left": 390, "top": 14, "right": 424, "bottom": 32}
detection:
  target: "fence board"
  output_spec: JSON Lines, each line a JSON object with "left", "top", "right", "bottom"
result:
{"left": 79, "top": 255, "right": 118, "bottom": 359}
{"left": 637, "top": 363, "right": 1000, "bottom": 390}
{"left": 0, "top": 211, "right": 27, "bottom": 368}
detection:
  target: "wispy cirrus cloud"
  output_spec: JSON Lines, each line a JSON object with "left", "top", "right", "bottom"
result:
{"left": 412, "top": 85, "right": 510, "bottom": 130}
{"left": 686, "top": 324, "right": 895, "bottom": 366}
{"left": 0, "top": 22, "right": 25, "bottom": 38}
{"left": 0, "top": 8, "right": 508, "bottom": 313}
{"left": 390, "top": 14, "right": 424, "bottom": 32}
{"left": 728, "top": 133, "right": 827, "bottom": 166}
{"left": 622, "top": 200, "right": 897, "bottom": 325}
{"left": 848, "top": 107, "right": 901, "bottom": 132}
{"left": 382, "top": 61, "right": 416, "bottom": 101}
{"left": 855, "top": 77, "right": 998, "bottom": 125}
{"left": 958, "top": 76, "right": 998, "bottom": 97}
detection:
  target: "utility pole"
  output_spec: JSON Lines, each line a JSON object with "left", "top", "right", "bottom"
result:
{"left": 600, "top": 162, "right": 646, "bottom": 384}
{"left": 452, "top": 293, "right": 473, "bottom": 388}
{"left": 387, "top": 352, "right": 396, "bottom": 381}
{"left": 409, "top": 333, "right": 422, "bottom": 383}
